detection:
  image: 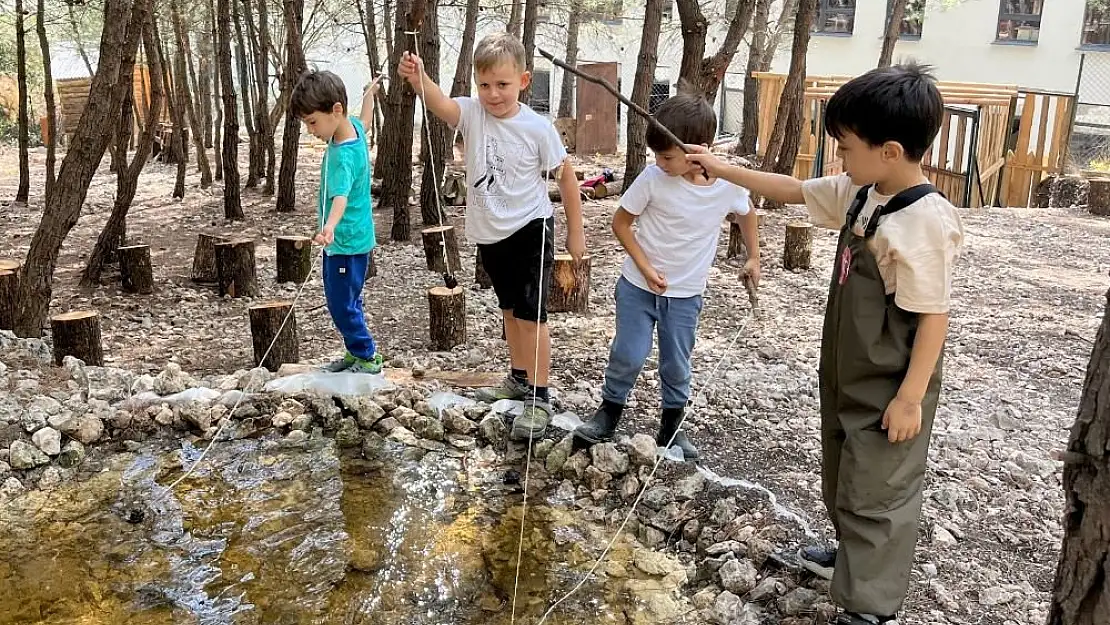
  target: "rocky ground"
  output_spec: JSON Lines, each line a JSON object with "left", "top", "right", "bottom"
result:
{"left": 2, "top": 143, "right": 1105, "bottom": 624}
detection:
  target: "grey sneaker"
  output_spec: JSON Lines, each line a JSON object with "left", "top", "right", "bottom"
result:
{"left": 321, "top": 352, "right": 357, "bottom": 373}
{"left": 475, "top": 374, "right": 529, "bottom": 403}
{"left": 510, "top": 399, "right": 552, "bottom": 441}
{"left": 347, "top": 353, "right": 384, "bottom": 375}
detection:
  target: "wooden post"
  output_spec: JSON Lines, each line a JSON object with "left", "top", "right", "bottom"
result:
{"left": 428, "top": 286, "right": 466, "bottom": 350}
{"left": 248, "top": 300, "right": 299, "bottom": 371}
{"left": 727, "top": 223, "right": 746, "bottom": 259}
{"left": 1089, "top": 179, "right": 1110, "bottom": 216}
{"left": 783, "top": 221, "right": 814, "bottom": 271}
{"left": 50, "top": 311, "right": 104, "bottom": 366}
{"left": 549, "top": 254, "right": 591, "bottom": 313}
{"left": 117, "top": 244, "right": 154, "bottom": 294}
{"left": 0, "top": 269, "right": 18, "bottom": 331}
{"left": 215, "top": 239, "right": 259, "bottom": 298}
{"left": 276, "top": 236, "right": 313, "bottom": 284}
{"left": 475, "top": 248, "right": 493, "bottom": 289}
{"left": 421, "top": 225, "right": 462, "bottom": 275}
{"left": 192, "top": 233, "right": 227, "bottom": 283}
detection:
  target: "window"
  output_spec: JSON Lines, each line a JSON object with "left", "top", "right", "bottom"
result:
{"left": 583, "top": 0, "right": 623, "bottom": 22}
{"left": 649, "top": 80, "right": 670, "bottom": 114}
{"left": 889, "top": 0, "right": 926, "bottom": 38}
{"left": 996, "top": 0, "right": 1042, "bottom": 43}
{"left": 814, "top": 0, "right": 855, "bottom": 35}
{"left": 530, "top": 70, "right": 551, "bottom": 114}
{"left": 1082, "top": 1, "right": 1110, "bottom": 47}
{"left": 662, "top": 1, "right": 673, "bottom": 20}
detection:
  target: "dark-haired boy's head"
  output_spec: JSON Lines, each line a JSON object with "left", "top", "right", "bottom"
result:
{"left": 647, "top": 93, "right": 717, "bottom": 177}
{"left": 291, "top": 70, "right": 348, "bottom": 141}
{"left": 825, "top": 62, "right": 944, "bottom": 185}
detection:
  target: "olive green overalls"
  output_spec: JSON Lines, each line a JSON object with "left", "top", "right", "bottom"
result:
{"left": 819, "top": 184, "right": 944, "bottom": 617}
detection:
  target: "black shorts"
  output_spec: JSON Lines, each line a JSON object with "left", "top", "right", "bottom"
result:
{"left": 477, "top": 217, "right": 555, "bottom": 323}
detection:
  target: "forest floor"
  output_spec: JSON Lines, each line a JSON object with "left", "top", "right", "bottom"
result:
{"left": 1, "top": 141, "right": 1104, "bottom": 625}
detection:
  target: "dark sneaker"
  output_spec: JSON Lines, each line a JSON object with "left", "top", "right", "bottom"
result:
{"left": 510, "top": 400, "right": 552, "bottom": 441}
{"left": 321, "top": 352, "right": 357, "bottom": 373}
{"left": 573, "top": 400, "right": 624, "bottom": 445}
{"left": 475, "top": 374, "right": 529, "bottom": 403}
{"left": 348, "top": 353, "right": 384, "bottom": 375}
{"left": 830, "top": 613, "right": 899, "bottom": 625}
{"left": 799, "top": 545, "right": 836, "bottom": 580}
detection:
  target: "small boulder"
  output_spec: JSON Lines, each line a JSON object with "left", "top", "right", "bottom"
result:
{"left": 590, "top": 442, "right": 629, "bottom": 475}
{"left": 31, "top": 427, "right": 62, "bottom": 456}
{"left": 9, "top": 440, "right": 50, "bottom": 469}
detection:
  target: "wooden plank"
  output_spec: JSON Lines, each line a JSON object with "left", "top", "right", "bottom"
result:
{"left": 1016, "top": 93, "right": 1035, "bottom": 159}
{"left": 1047, "top": 95, "right": 1072, "bottom": 171}
{"left": 1035, "top": 94, "right": 1051, "bottom": 167}
{"left": 953, "top": 115, "right": 967, "bottom": 174}
{"left": 939, "top": 112, "right": 951, "bottom": 171}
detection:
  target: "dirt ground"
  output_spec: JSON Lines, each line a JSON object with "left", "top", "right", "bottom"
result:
{"left": 1, "top": 142, "right": 1103, "bottom": 624}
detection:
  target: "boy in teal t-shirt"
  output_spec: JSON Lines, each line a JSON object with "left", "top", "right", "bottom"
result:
{"left": 291, "top": 70, "right": 382, "bottom": 374}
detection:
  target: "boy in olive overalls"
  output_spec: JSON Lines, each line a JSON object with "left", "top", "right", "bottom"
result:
{"left": 687, "top": 63, "right": 964, "bottom": 624}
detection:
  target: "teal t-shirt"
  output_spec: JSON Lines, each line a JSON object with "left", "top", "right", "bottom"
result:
{"left": 319, "top": 117, "right": 375, "bottom": 256}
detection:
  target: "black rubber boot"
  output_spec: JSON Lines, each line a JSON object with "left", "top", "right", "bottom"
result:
{"left": 657, "top": 407, "right": 700, "bottom": 461}
{"left": 573, "top": 400, "right": 624, "bottom": 446}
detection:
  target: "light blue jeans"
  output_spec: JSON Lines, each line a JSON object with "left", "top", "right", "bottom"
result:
{"left": 601, "top": 277, "right": 703, "bottom": 409}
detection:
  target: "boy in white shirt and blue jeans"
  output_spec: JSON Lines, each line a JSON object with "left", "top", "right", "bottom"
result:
{"left": 573, "top": 93, "right": 760, "bottom": 461}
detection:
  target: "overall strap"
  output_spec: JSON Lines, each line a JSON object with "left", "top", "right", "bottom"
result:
{"left": 845, "top": 184, "right": 873, "bottom": 231}
{"left": 863, "top": 183, "right": 944, "bottom": 237}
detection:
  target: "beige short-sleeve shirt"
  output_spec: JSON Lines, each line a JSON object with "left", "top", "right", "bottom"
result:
{"left": 801, "top": 174, "right": 964, "bottom": 314}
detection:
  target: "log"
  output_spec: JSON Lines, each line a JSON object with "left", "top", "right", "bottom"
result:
{"left": 1054, "top": 176, "right": 1090, "bottom": 208}
{"left": 428, "top": 285, "right": 466, "bottom": 351}
{"left": 585, "top": 178, "right": 624, "bottom": 200}
{"left": 783, "top": 221, "right": 813, "bottom": 271}
{"left": 248, "top": 300, "right": 299, "bottom": 371}
{"left": 192, "top": 233, "right": 227, "bottom": 283}
{"left": 0, "top": 269, "right": 18, "bottom": 331}
{"left": 215, "top": 239, "right": 259, "bottom": 298}
{"left": 50, "top": 310, "right": 103, "bottom": 367}
{"left": 1089, "top": 179, "right": 1110, "bottom": 217}
{"left": 549, "top": 254, "right": 591, "bottom": 313}
{"left": 117, "top": 244, "right": 154, "bottom": 295}
{"left": 475, "top": 248, "right": 493, "bottom": 289}
{"left": 421, "top": 225, "right": 462, "bottom": 275}
{"left": 276, "top": 236, "right": 313, "bottom": 284}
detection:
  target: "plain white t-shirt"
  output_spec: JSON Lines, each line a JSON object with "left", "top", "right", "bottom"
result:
{"left": 620, "top": 165, "right": 751, "bottom": 298}
{"left": 453, "top": 97, "right": 567, "bottom": 245}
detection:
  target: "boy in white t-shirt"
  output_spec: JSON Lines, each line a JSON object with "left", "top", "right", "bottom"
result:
{"left": 572, "top": 93, "right": 760, "bottom": 461}
{"left": 399, "top": 33, "right": 585, "bottom": 441}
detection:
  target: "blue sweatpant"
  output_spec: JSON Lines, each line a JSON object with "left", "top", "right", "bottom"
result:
{"left": 602, "top": 277, "right": 703, "bottom": 410}
{"left": 322, "top": 252, "right": 376, "bottom": 359}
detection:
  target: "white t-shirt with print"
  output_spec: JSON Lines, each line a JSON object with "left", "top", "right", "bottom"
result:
{"left": 801, "top": 174, "right": 965, "bottom": 314}
{"left": 620, "top": 165, "right": 751, "bottom": 299}
{"left": 453, "top": 97, "right": 568, "bottom": 245}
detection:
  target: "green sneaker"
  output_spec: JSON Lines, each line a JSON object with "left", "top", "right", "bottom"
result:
{"left": 348, "top": 353, "right": 384, "bottom": 375}
{"left": 475, "top": 374, "right": 530, "bottom": 403}
{"left": 321, "top": 352, "right": 357, "bottom": 373}
{"left": 511, "top": 399, "right": 552, "bottom": 441}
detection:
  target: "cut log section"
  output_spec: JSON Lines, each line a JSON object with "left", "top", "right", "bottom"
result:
{"left": 50, "top": 310, "right": 104, "bottom": 367}
{"left": 428, "top": 286, "right": 466, "bottom": 351}
{"left": 192, "top": 233, "right": 227, "bottom": 283}
{"left": 276, "top": 236, "right": 313, "bottom": 284}
{"left": 215, "top": 239, "right": 259, "bottom": 298}
{"left": 0, "top": 259, "right": 20, "bottom": 272}
{"left": 1089, "top": 179, "right": 1110, "bottom": 217}
{"left": 421, "top": 225, "right": 462, "bottom": 275}
{"left": 475, "top": 248, "right": 492, "bottom": 289}
{"left": 1054, "top": 176, "right": 1090, "bottom": 208}
{"left": 0, "top": 269, "right": 18, "bottom": 331}
{"left": 367, "top": 249, "right": 378, "bottom": 279}
{"left": 248, "top": 300, "right": 299, "bottom": 371}
{"left": 118, "top": 244, "right": 154, "bottom": 294}
{"left": 584, "top": 179, "right": 624, "bottom": 200}
{"left": 783, "top": 221, "right": 814, "bottom": 271}
{"left": 549, "top": 254, "right": 591, "bottom": 313}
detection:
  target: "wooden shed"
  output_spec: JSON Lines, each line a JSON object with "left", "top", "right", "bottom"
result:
{"left": 53, "top": 64, "right": 162, "bottom": 145}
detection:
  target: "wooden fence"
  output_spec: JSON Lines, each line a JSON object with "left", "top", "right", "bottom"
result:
{"left": 999, "top": 90, "right": 1076, "bottom": 208}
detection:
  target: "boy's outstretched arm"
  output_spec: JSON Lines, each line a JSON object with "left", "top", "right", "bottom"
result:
{"left": 359, "top": 76, "right": 382, "bottom": 130}
{"left": 883, "top": 313, "right": 948, "bottom": 443}
{"left": 557, "top": 158, "right": 586, "bottom": 261}
{"left": 398, "top": 52, "right": 461, "bottom": 127}
{"left": 685, "top": 148, "right": 805, "bottom": 205}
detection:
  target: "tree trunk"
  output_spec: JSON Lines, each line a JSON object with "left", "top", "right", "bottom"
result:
{"left": 172, "top": 0, "right": 214, "bottom": 187}
{"left": 738, "top": 0, "right": 771, "bottom": 156}
{"left": 451, "top": 0, "right": 480, "bottom": 99}
{"left": 421, "top": 225, "right": 462, "bottom": 275}
{"left": 67, "top": 3, "right": 95, "bottom": 78}
{"left": 475, "top": 248, "right": 492, "bottom": 289}
{"left": 878, "top": 0, "right": 908, "bottom": 69}
{"left": 165, "top": 40, "right": 188, "bottom": 197}
{"left": 419, "top": 0, "right": 450, "bottom": 226}
{"left": 118, "top": 244, "right": 154, "bottom": 294}
{"left": 249, "top": 301, "right": 299, "bottom": 371}
{"left": 1048, "top": 284, "right": 1110, "bottom": 624}
{"left": 783, "top": 221, "right": 813, "bottom": 270}
{"left": 508, "top": 0, "right": 523, "bottom": 37}
{"left": 35, "top": 0, "right": 57, "bottom": 196}
{"left": 557, "top": 1, "right": 581, "bottom": 119}
{"left": 675, "top": 0, "right": 757, "bottom": 101}
{"left": 252, "top": 0, "right": 275, "bottom": 194}
{"left": 520, "top": 0, "right": 539, "bottom": 102}
{"left": 275, "top": 236, "right": 313, "bottom": 283}
{"left": 355, "top": 0, "right": 385, "bottom": 145}
{"left": 234, "top": 0, "right": 260, "bottom": 189}
{"left": 15, "top": 0, "right": 152, "bottom": 337}
{"left": 383, "top": 0, "right": 394, "bottom": 62}
{"left": 15, "top": 0, "right": 30, "bottom": 205}
{"left": 81, "top": 16, "right": 165, "bottom": 287}
{"left": 0, "top": 267, "right": 19, "bottom": 331}
{"left": 210, "top": 0, "right": 224, "bottom": 181}
{"left": 276, "top": 0, "right": 307, "bottom": 212}
{"left": 428, "top": 286, "right": 466, "bottom": 350}
{"left": 51, "top": 311, "right": 104, "bottom": 367}
{"left": 215, "top": 239, "right": 259, "bottom": 297}
{"left": 217, "top": 0, "right": 244, "bottom": 220}
{"left": 548, "top": 254, "right": 591, "bottom": 313}
{"left": 381, "top": 0, "right": 421, "bottom": 242}
{"left": 764, "top": 0, "right": 816, "bottom": 180}
{"left": 623, "top": 0, "right": 665, "bottom": 189}
{"left": 675, "top": 0, "right": 707, "bottom": 92}
{"left": 192, "top": 233, "right": 228, "bottom": 282}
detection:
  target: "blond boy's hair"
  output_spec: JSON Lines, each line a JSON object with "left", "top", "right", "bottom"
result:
{"left": 473, "top": 32, "right": 528, "bottom": 73}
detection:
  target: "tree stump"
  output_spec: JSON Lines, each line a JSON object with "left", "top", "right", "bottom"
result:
{"left": 549, "top": 254, "right": 591, "bottom": 313}
{"left": 117, "top": 244, "right": 154, "bottom": 294}
{"left": 1088, "top": 179, "right": 1110, "bottom": 217}
{"left": 727, "top": 223, "right": 747, "bottom": 259}
{"left": 428, "top": 286, "right": 466, "bottom": 351}
{"left": 50, "top": 311, "right": 103, "bottom": 367}
{"left": 215, "top": 239, "right": 259, "bottom": 298}
{"left": 475, "top": 248, "right": 493, "bottom": 289}
{"left": 366, "top": 249, "right": 378, "bottom": 280}
{"left": 276, "top": 236, "right": 313, "bottom": 284}
{"left": 1033, "top": 175, "right": 1057, "bottom": 208}
{"left": 0, "top": 259, "right": 20, "bottom": 272}
{"left": 421, "top": 225, "right": 462, "bottom": 275}
{"left": 1053, "top": 176, "right": 1090, "bottom": 208}
{"left": 783, "top": 221, "right": 813, "bottom": 271}
{"left": 0, "top": 269, "right": 18, "bottom": 331}
{"left": 192, "top": 233, "right": 227, "bottom": 283}
{"left": 248, "top": 300, "right": 299, "bottom": 371}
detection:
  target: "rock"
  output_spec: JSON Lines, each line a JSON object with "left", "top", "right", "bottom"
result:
{"left": 272, "top": 411, "right": 295, "bottom": 428}
{"left": 108, "top": 409, "right": 133, "bottom": 430}
{"left": 545, "top": 437, "right": 573, "bottom": 473}
{"left": 31, "top": 427, "right": 62, "bottom": 456}
{"left": 411, "top": 415, "right": 445, "bottom": 441}
{"left": 446, "top": 434, "right": 476, "bottom": 451}
{"left": 642, "top": 486, "right": 675, "bottom": 511}
{"left": 563, "top": 451, "right": 591, "bottom": 479}
{"left": 641, "top": 525, "right": 665, "bottom": 548}
{"left": 155, "top": 362, "right": 195, "bottom": 395}
{"left": 57, "top": 441, "right": 85, "bottom": 468}
{"left": 533, "top": 438, "right": 554, "bottom": 460}
{"left": 778, "top": 587, "right": 820, "bottom": 616}
{"left": 391, "top": 406, "right": 419, "bottom": 429}
{"left": 442, "top": 408, "right": 477, "bottom": 435}
{"left": 0, "top": 461, "right": 9, "bottom": 473}
{"left": 692, "top": 586, "right": 719, "bottom": 610}
{"left": 649, "top": 502, "right": 685, "bottom": 533}
{"left": 414, "top": 400, "right": 434, "bottom": 418}
{"left": 9, "top": 440, "right": 50, "bottom": 469}
{"left": 746, "top": 538, "right": 774, "bottom": 568}
{"left": 749, "top": 576, "right": 786, "bottom": 602}
{"left": 674, "top": 471, "right": 706, "bottom": 501}
{"left": 374, "top": 416, "right": 400, "bottom": 434}
{"left": 584, "top": 465, "right": 612, "bottom": 491}
{"left": 387, "top": 426, "right": 420, "bottom": 447}
{"left": 628, "top": 433, "right": 657, "bottom": 466}
{"left": 62, "top": 356, "right": 89, "bottom": 388}
{"left": 30, "top": 395, "right": 63, "bottom": 416}
{"left": 179, "top": 403, "right": 213, "bottom": 431}
{"left": 633, "top": 549, "right": 685, "bottom": 577}
{"left": 0, "top": 476, "right": 24, "bottom": 499}
{"left": 343, "top": 396, "right": 385, "bottom": 429}
{"left": 66, "top": 416, "right": 104, "bottom": 444}
{"left": 590, "top": 443, "right": 629, "bottom": 475}
{"left": 478, "top": 414, "right": 507, "bottom": 446}
{"left": 980, "top": 586, "right": 1012, "bottom": 607}
{"left": 682, "top": 519, "right": 701, "bottom": 543}
{"left": 624, "top": 579, "right": 688, "bottom": 624}
{"left": 282, "top": 429, "right": 308, "bottom": 446}
{"left": 706, "top": 540, "right": 743, "bottom": 557}
{"left": 620, "top": 475, "right": 641, "bottom": 502}
{"left": 921, "top": 562, "right": 938, "bottom": 579}
{"left": 290, "top": 414, "right": 314, "bottom": 432}
{"left": 719, "top": 558, "right": 758, "bottom": 595}
{"left": 335, "top": 417, "right": 362, "bottom": 448}
{"left": 710, "top": 497, "right": 738, "bottom": 526}
{"left": 934, "top": 525, "right": 958, "bottom": 546}
{"left": 709, "top": 591, "right": 760, "bottom": 625}
{"left": 38, "top": 466, "right": 62, "bottom": 489}
{"left": 21, "top": 410, "right": 47, "bottom": 433}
